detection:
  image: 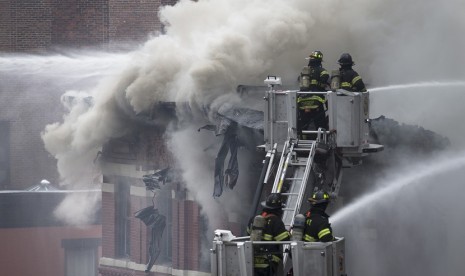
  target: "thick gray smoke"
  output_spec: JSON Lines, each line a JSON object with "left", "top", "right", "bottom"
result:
{"left": 17, "top": 0, "right": 464, "bottom": 271}
{"left": 0, "top": 50, "right": 131, "bottom": 224}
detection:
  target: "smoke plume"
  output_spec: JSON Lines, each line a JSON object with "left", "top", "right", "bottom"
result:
{"left": 41, "top": 0, "right": 465, "bottom": 185}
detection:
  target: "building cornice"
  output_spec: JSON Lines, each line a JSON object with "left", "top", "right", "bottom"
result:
{"left": 101, "top": 162, "right": 155, "bottom": 179}
{"left": 99, "top": 258, "right": 210, "bottom": 276}
{"left": 101, "top": 183, "right": 153, "bottom": 198}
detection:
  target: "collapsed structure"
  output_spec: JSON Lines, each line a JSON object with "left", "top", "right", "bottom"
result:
{"left": 210, "top": 76, "right": 383, "bottom": 276}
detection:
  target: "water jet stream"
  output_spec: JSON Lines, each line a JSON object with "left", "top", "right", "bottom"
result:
{"left": 331, "top": 152, "right": 465, "bottom": 225}
{"left": 369, "top": 81, "right": 465, "bottom": 92}
{"left": 0, "top": 52, "right": 131, "bottom": 79}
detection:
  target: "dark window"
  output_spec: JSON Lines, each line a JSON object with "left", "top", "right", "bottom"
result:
{"left": 102, "top": 137, "right": 138, "bottom": 164}
{"left": 115, "top": 181, "right": 130, "bottom": 258}
{"left": 62, "top": 238, "right": 101, "bottom": 276}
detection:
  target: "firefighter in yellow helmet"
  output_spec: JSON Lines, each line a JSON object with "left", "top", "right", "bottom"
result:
{"left": 298, "top": 51, "right": 329, "bottom": 136}
{"left": 303, "top": 190, "right": 334, "bottom": 242}
{"left": 247, "top": 193, "right": 290, "bottom": 276}
{"left": 337, "top": 53, "right": 367, "bottom": 92}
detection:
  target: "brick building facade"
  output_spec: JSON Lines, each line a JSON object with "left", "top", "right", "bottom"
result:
{"left": 0, "top": 0, "right": 178, "bottom": 53}
{"left": 97, "top": 124, "right": 207, "bottom": 276}
{"left": 1, "top": 1, "right": 215, "bottom": 275}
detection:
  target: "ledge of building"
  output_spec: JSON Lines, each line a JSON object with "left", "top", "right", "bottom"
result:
{"left": 102, "top": 162, "right": 155, "bottom": 179}
{"left": 102, "top": 183, "right": 155, "bottom": 198}
{"left": 99, "top": 257, "right": 210, "bottom": 276}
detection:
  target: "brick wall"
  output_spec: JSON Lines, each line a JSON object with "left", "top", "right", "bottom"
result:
{"left": 184, "top": 200, "right": 200, "bottom": 270}
{"left": 0, "top": 0, "right": 53, "bottom": 52}
{"left": 0, "top": 0, "right": 13, "bottom": 50}
{"left": 102, "top": 190, "right": 116, "bottom": 258}
{"left": 172, "top": 199, "right": 200, "bottom": 271}
{"left": 171, "top": 199, "right": 181, "bottom": 269}
{"left": 0, "top": 0, "right": 174, "bottom": 52}
{"left": 108, "top": 0, "right": 162, "bottom": 44}
{"left": 51, "top": 0, "right": 109, "bottom": 48}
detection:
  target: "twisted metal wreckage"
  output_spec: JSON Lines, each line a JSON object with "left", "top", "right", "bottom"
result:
{"left": 198, "top": 106, "right": 264, "bottom": 198}
{"left": 134, "top": 168, "right": 172, "bottom": 272}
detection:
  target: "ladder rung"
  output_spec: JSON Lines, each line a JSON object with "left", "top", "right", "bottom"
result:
{"left": 285, "top": 178, "right": 302, "bottom": 181}
{"left": 281, "top": 193, "right": 299, "bottom": 196}
{"left": 290, "top": 162, "right": 307, "bottom": 166}
{"left": 293, "top": 148, "right": 311, "bottom": 151}
{"left": 275, "top": 120, "right": 288, "bottom": 123}
{"left": 297, "top": 140, "right": 316, "bottom": 144}
{"left": 283, "top": 208, "right": 296, "bottom": 211}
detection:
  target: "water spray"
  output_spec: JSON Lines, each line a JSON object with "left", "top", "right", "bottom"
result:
{"left": 331, "top": 152, "right": 465, "bottom": 225}
{"left": 370, "top": 81, "right": 465, "bottom": 93}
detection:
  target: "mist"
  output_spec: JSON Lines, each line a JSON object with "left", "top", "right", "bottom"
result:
{"left": 332, "top": 151, "right": 465, "bottom": 275}
{"left": 370, "top": 83, "right": 465, "bottom": 149}
{"left": 1, "top": 0, "right": 464, "bottom": 273}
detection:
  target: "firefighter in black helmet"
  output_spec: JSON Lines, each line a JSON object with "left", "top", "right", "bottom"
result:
{"left": 337, "top": 53, "right": 367, "bottom": 92}
{"left": 299, "top": 50, "right": 329, "bottom": 92}
{"left": 247, "top": 193, "right": 290, "bottom": 276}
{"left": 302, "top": 190, "right": 334, "bottom": 242}
{"left": 298, "top": 51, "right": 330, "bottom": 137}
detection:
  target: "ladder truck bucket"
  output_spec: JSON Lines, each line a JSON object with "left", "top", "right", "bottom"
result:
{"left": 211, "top": 76, "right": 382, "bottom": 276}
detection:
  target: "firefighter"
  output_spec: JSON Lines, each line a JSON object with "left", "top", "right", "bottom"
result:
{"left": 247, "top": 193, "right": 290, "bottom": 276}
{"left": 337, "top": 53, "right": 367, "bottom": 92}
{"left": 303, "top": 190, "right": 334, "bottom": 242}
{"left": 297, "top": 50, "right": 329, "bottom": 136}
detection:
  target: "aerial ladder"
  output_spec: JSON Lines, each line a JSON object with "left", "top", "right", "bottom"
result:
{"left": 211, "top": 75, "right": 383, "bottom": 276}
